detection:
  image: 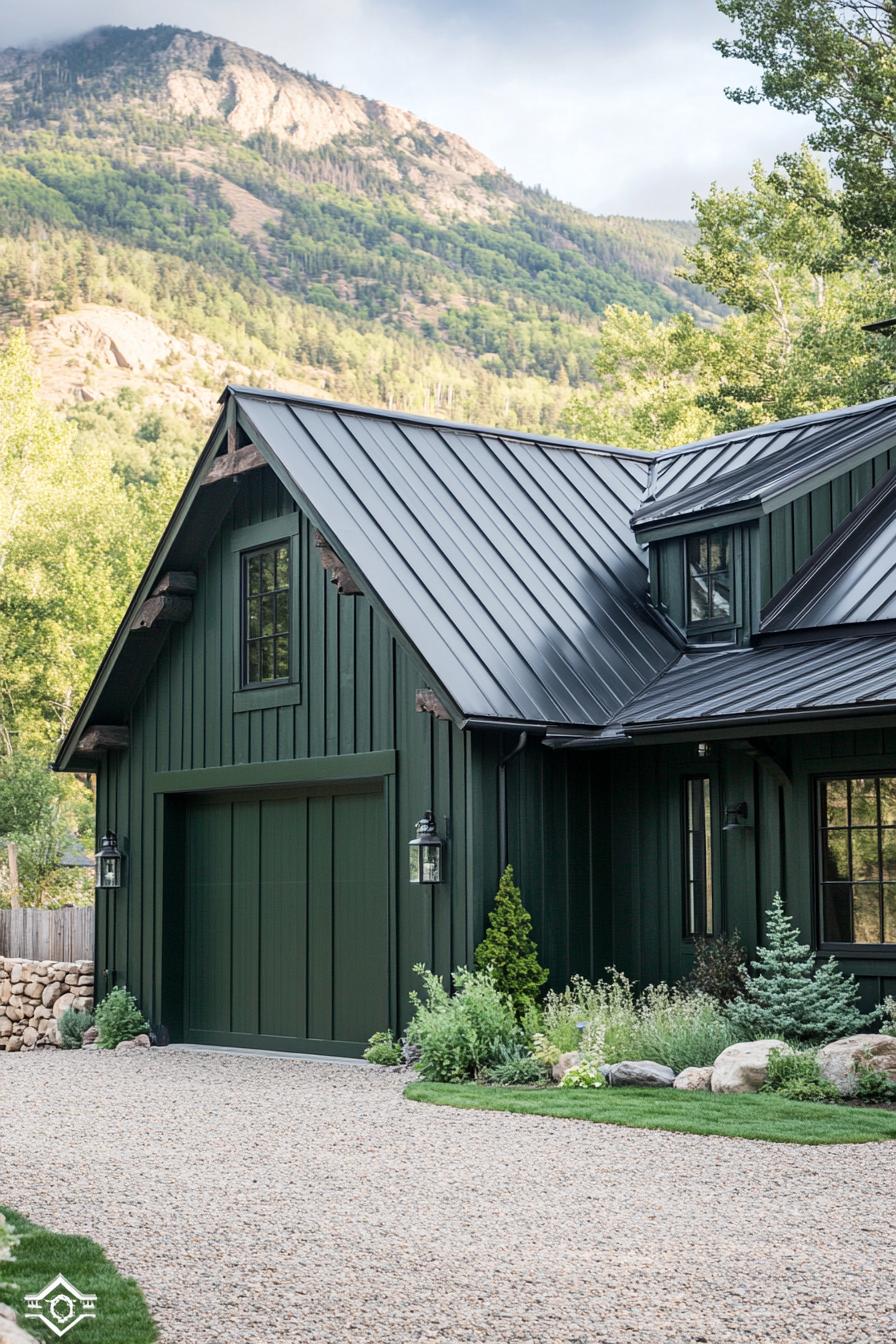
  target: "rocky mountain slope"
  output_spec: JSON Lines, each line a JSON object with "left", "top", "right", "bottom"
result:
{"left": 0, "top": 24, "right": 719, "bottom": 464}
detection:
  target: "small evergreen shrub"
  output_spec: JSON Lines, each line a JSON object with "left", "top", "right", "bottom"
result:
{"left": 405, "top": 964, "right": 519, "bottom": 1083}
{"left": 474, "top": 865, "right": 548, "bottom": 1019}
{"left": 727, "top": 894, "right": 870, "bottom": 1045}
{"left": 94, "top": 986, "right": 148, "bottom": 1050}
{"left": 363, "top": 1030, "right": 402, "bottom": 1066}
{"left": 763, "top": 1047, "right": 839, "bottom": 1103}
{"left": 854, "top": 1062, "right": 896, "bottom": 1104}
{"left": 58, "top": 1007, "right": 95, "bottom": 1050}
{"left": 687, "top": 931, "right": 747, "bottom": 1004}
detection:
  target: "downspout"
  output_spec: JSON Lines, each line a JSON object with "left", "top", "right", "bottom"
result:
{"left": 498, "top": 731, "right": 528, "bottom": 872}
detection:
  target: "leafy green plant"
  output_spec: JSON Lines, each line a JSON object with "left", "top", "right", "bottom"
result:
{"left": 0, "top": 1210, "right": 16, "bottom": 1262}
{"left": 535, "top": 970, "right": 641, "bottom": 1066}
{"left": 474, "top": 865, "right": 548, "bottom": 1019}
{"left": 58, "top": 1007, "right": 95, "bottom": 1050}
{"left": 687, "top": 931, "right": 747, "bottom": 1004}
{"left": 877, "top": 995, "right": 896, "bottom": 1037}
{"left": 94, "top": 985, "right": 148, "bottom": 1050}
{"left": 634, "top": 985, "right": 741, "bottom": 1073}
{"left": 763, "top": 1047, "right": 839, "bottom": 1103}
{"left": 478, "top": 1042, "right": 549, "bottom": 1086}
{"left": 559, "top": 1058, "right": 605, "bottom": 1089}
{"left": 362, "top": 1030, "right": 402, "bottom": 1066}
{"left": 727, "top": 893, "right": 870, "bottom": 1045}
{"left": 854, "top": 1063, "right": 896, "bottom": 1105}
{"left": 405, "top": 964, "right": 519, "bottom": 1083}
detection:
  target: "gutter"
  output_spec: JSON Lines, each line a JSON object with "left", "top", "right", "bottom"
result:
{"left": 498, "top": 732, "right": 528, "bottom": 872}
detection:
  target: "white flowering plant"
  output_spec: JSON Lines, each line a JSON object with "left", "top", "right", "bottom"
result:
{"left": 559, "top": 1058, "right": 606, "bottom": 1089}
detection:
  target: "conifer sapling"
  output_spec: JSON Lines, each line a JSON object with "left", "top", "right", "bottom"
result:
{"left": 474, "top": 865, "right": 548, "bottom": 1018}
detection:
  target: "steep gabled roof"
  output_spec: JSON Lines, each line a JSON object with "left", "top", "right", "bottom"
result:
{"left": 761, "top": 464, "right": 896, "bottom": 633}
{"left": 631, "top": 396, "right": 896, "bottom": 534}
{"left": 55, "top": 389, "right": 681, "bottom": 768}
{"left": 233, "top": 391, "right": 678, "bottom": 727}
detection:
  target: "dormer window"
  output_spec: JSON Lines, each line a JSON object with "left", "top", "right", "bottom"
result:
{"left": 687, "top": 531, "right": 732, "bottom": 627}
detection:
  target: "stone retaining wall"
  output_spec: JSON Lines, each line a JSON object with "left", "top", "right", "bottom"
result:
{"left": 0, "top": 956, "right": 94, "bottom": 1051}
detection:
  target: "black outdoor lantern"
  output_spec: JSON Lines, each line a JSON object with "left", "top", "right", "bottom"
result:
{"left": 723, "top": 801, "right": 750, "bottom": 832}
{"left": 95, "top": 831, "right": 122, "bottom": 889}
{"left": 409, "top": 811, "right": 444, "bottom": 884}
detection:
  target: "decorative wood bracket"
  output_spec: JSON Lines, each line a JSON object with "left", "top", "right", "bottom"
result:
{"left": 77, "top": 725, "right": 129, "bottom": 753}
{"left": 203, "top": 443, "right": 266, "bottom": 485}
{"left": 132, "top": 594, "right": 193, "bottom": 630}
{"left": 152, "top": 571, "right": 198, "bottom": 596}
{"left": 314, "top": 530, "right": 361, "bottom": 595}
{"left": 415, "top": 688, "right": 451, "bottom": 721}
{"left": 732, "top": 738, "right": 793, "bottom": 788}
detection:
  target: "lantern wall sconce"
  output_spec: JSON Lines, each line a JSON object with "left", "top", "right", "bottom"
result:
{"left": 723, "top": 801, "right": 750, "bottom": 832}
{"left": 697, "top": 742, "right": 711, "bottom": 759}
{"left": 409, "top": 811, "right": 445, "bottom": 884}
{"left": 95, "top": 831, "right": 123, "bottom": 889}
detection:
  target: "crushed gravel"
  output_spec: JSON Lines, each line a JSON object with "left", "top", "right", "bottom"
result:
{"left": 0, "top": 1048, "right": 893, "bottom": 1344}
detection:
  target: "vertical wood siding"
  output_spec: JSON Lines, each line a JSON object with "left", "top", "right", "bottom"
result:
{"left": 94, "top": 466, "right": 472, "bottom": 1032}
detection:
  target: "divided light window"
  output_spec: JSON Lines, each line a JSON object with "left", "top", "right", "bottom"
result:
{"left": 684, "top": 776, "right": 714, "bottom": 937}
{"left": 242, "top": 543, "right": 290, "bottom": 687}
{"left": 817, "top": 775, "right": 896, "bottom": 946}
{"left": 687, "top": 531, "right": 731, "bottom": 625}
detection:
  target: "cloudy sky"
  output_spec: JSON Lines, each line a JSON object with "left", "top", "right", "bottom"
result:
{"left": 4, "top": 0, "right": 815, "bottom": 218}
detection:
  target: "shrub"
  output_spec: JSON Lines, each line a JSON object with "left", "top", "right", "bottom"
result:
{"left": 559, "top": 1058, "right": 606, "bottom": 1089}
{"left": 534, "top": 970, "right": 641, "bottom": 1066}
{"left": 634, "top": 985, "right": 741, "bottom": 1073}
{"left": 406, "top": 964, "right": 519, "bottom": 1083}
{"left": 687, "top": 931, "right": 747, "bottom": 1004}
{"left": 363, "top": 1030, "right": 402, "bottom": 1066}
{"left": 58, "top": 1007, "right": 95, "bottom": 1050}
{"left": 764, "top": 1047, "right": 839, "bottom": 1103}
{"left": 0, "top": 1211, "right": 16, "bottom": 1263}
{"left": 727, "top": 893, "right": 870, "bottom": 1045}
{"left": 478, "top": 1042, "right": 549, "bottom": 1086}
{"left": 474, "top": 865, "right": 548, "bottom": 1019}
{"left": 877, "top": 995, "right": 896, "bottom": 1037}
{"left": 854, "top": 1062, "right": 896, "bottom": 1104}
{"left": 94, "top": 985, "right": 148, "bottom": 1050}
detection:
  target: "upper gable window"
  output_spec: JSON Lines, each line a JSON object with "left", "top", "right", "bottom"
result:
{"left": 687, "top": 531, "right": 732, "bottom": 626}
{"left": 242, "top": 543, "right": 290, "bottom": 687}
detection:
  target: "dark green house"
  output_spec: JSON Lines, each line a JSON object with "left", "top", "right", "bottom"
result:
{"left": 55, "top": 388, "right": 896, "bottom": 1054}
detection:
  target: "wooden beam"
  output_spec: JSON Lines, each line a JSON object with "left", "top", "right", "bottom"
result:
{"left": 152, "top": 571, "right": 197, "bottom": 596}
{"left": 132, "top": 594, "right": 193, "bottom": 631}
{"left": 314, "top": 529, "right": 362, "bottom": 595}
{"left": 77, "top": 725, "right": 129, "bottom": 753}
{"left": 203, "top": 444, "right": 265, "bottom": 486}
{"left": 416, "top": 688, "right": 451, "bottom": 721}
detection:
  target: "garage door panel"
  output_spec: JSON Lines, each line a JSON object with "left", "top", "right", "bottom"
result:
{"left": 185, "top": 784, "right": 387, "bottom": 1054}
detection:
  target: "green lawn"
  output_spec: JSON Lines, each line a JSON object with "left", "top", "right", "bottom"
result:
{"left": 0, "top": 1206, "right": 157, "bottom": 1343}
{"left": 405, "top": 1082, "right": 896, "bottom": 1145}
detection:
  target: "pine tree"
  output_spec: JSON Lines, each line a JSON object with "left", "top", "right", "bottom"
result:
{"left": 728, "top": 893, "right": 869, "bottom": 1044}
{"left": 474, "top": 865, "right": 548, "bottom": 1018}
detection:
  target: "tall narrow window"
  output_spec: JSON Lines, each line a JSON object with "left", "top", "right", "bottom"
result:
{"left": 817, "top": 775, "right": 896, "bottom": 946}
{"left": 687, "top": 531, "right": 731, "bottom": 625}
{"left": 242, "top": 543, "right": 290, "bottom": 687}
{"left": 684, "top": 776, "right": 714, "bottom": 936}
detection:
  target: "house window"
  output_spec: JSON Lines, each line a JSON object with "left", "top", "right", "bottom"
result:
{"left": 817, "top": 775, "right": 896, "bottom": 946}
{"left": 687, "top": 532, "right": 731, "bottom": 625}
{"left": 684, "top": 776, "right": 714, "bottom": 936}
{"left": 242, "top": 543, "right": 290, "bottom": 687}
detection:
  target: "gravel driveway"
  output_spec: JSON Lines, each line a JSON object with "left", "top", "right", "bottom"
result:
{"left": 0, "top": 1049, "right": 893, "bottom": 1344}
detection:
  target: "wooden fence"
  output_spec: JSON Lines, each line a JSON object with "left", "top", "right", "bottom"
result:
{"left": 0, "top": 907, "right": 94, "bottom": 963}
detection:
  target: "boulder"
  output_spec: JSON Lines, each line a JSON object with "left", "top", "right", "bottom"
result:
{"left": 41, "top": 981, "right": 63, "bottom": 1009}
{"left": 711, "top": 1040, "right": 788, "bottom": 1094}
{"left": 20, "top": 1027, "right": 37, "bottom": 1049}
{"left": 817, "top": 1034, "right": 896, "bottom": 1098}
{"left": 603, "top": 1060, "right": 676, "bottom": 1087}
{"left": 673, "top": 1066, "right": 715, "bottom": 1091}
{"left": 5, "top": 1036, "right": 21, "bottom": 1053}
{"left": 115, "top": 1034, "right": 150, "bottom": 1053}
{"left": 51, "top": 993, "right": 75, "bottom": 1021}
{"left": 82, "top": 1026, "right": 99, "bottom": 1046}
{"left": 0, "top": 1300, "right": 42, "bottom": 1344}
{"left": 552, "top": 1051, "right": 581, "bottom": 1083}
{"left": 23, "top": 981, "right": 42, "bottom": 1000}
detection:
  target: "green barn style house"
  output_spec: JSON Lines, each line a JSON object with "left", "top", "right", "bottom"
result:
{"left": 55, "top": 388, "right": 896, "bottom": 1054}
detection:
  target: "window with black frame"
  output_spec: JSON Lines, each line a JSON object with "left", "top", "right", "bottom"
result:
{"left": 684, "top": 776, "right": 714, "bottom": 937}
{"left": 242, "top": 543, "right": 290, "bottom": 687}
{"left": 817, "top": 775, "right": 896, "bottom": 946}
{"left": 686, "top": 531, "right": 732, "bottom": 626}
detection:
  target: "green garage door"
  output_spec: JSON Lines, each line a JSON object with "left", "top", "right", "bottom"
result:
{"left": 184, "top": 784, "right": 390, "bottom": 1055}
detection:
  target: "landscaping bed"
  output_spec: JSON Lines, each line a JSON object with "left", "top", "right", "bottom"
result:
{"left": 405, "top": 1081, "right": 896, "bottom": 1144}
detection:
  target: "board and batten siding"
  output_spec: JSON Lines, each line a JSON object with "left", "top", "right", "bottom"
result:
{"left": 94, "top": 466, "right": 472, "bottom": 1036}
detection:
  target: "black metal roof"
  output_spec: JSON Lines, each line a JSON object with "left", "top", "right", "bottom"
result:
{"left": 607, "top": 634, "right": 896, "bottom": 733}
{"left": 632, "top": 396, "right": 896, "bottom": 532}
{"left": 235, "top": 392, "right": 678, "bottom": 727}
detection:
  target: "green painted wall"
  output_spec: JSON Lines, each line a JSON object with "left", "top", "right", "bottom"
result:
{"left": 95, "top": 465, "right": 473, "bottom": 1038}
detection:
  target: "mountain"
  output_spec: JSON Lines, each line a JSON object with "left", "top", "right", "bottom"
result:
{"left": 0, "top": 25, "right": 720, "bottom": 468}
